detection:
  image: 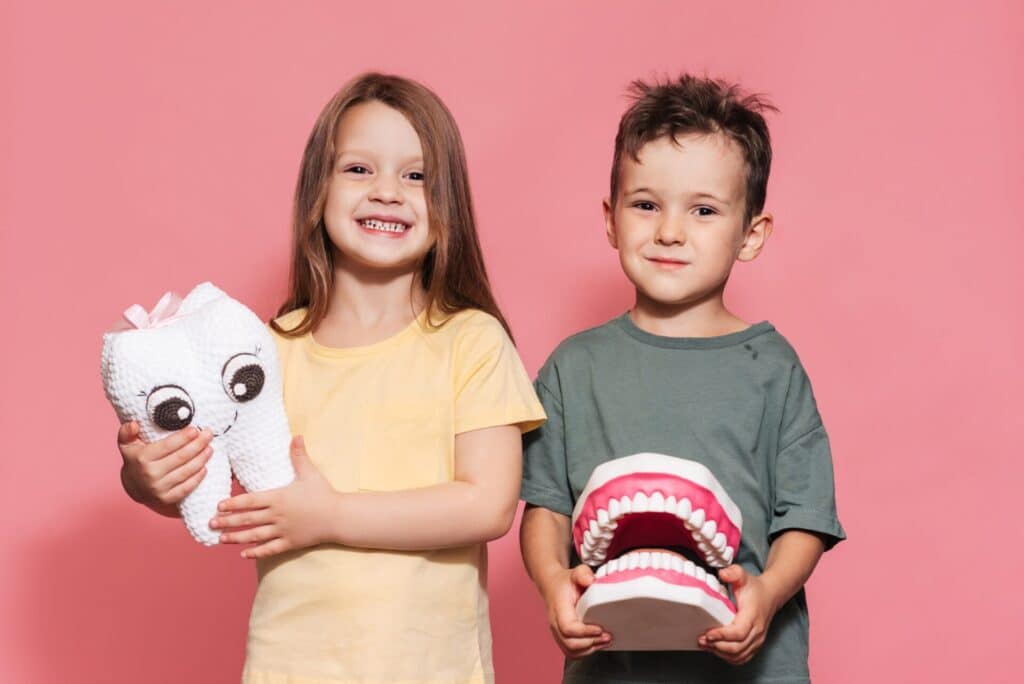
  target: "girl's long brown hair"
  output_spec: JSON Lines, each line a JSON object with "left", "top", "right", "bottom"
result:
{"left": 271, "top": 73, "right": 512, "bottom": 341}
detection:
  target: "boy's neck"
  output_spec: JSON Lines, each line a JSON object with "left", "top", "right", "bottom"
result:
{"left": 630, "top": 290, "right": 750, "bottom": 339}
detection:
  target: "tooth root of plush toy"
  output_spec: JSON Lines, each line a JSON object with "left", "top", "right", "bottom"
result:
{"left": 101, "top": 282, "right": 296, "bottom": 545}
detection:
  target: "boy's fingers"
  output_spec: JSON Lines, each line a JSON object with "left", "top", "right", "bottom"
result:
{"left": 556, "top": 612, "right": 602, "bottom": 638}
{"left": 719, "top": 564, "right": 748, "bottom": 587}
{"left": 570, "top": 564, "right": 596, "bottom": 589}
{"left": 705, "top": 618, "right": 751, "bottom": 643}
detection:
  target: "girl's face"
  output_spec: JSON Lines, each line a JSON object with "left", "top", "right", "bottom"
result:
{"left": 323, "top": 101, "right": 434, "bottom": 277}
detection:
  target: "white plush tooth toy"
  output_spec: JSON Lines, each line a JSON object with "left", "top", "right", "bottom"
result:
{"left": 101, "top": 282, "right": 295, "bottom": 545}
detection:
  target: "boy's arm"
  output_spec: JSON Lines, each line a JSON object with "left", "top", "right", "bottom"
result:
{"left": 699, "top": 530, "right": 825, "bottom": 665}
{"left": 521, "top": 504, "right": 611, "bottom": 658}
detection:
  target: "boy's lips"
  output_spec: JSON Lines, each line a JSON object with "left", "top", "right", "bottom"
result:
{"left": 646, "top": 256, "right": 690, "bottom": 269}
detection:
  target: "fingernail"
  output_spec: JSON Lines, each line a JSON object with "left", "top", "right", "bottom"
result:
{"left": 209, "top": 519, "right": 219, "bottom": 529}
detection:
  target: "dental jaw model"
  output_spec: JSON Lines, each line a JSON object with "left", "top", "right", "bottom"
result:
{"left": 101, "top": 282, "right": 295, "bottom": 545}
{"left": 572, "top": 453, "right": 742, "bottom": 650}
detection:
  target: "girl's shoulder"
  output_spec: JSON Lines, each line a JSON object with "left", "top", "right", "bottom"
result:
{"left": 429, "top": 307, "right": 508, "bottom": 344}
{"left": 270, "top": 307, "right": 308, "bottom": 331}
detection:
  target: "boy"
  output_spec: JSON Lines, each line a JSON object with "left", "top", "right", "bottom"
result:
{"left": 520, "top": 75, "right": 845, "bottom": 683}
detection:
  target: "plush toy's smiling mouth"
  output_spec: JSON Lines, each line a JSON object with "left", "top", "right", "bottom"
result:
{"left": 211, "top": 410, "right": 239, "bottom": 437}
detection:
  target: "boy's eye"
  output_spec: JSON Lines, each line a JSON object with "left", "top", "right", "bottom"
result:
{"left": 696, "top": 206, "right": 717, "bottom": 216}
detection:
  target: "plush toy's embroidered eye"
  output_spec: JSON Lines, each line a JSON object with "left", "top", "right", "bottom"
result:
{"left": 146, "top": 385, "right": 195, "bottom": 431}
{"left": 222, "top": 352, "right": 265, "bottom": 403}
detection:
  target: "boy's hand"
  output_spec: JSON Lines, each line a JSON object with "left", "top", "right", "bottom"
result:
{"left": 117, "top": 421, "right": 214, "bottom": 514}
{"left": 698, "top": 564, "right": 778, "bottom": 665}
{"left": 540, "top": 564, "right": 612, "bottom": 659}
{"left": 211, "top": 436, "right": 337, "bottom": 559}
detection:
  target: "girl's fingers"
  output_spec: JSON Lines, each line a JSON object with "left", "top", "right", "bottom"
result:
{"left": 160, "top": 466, "right": 208, "bottom": 505}
{"left": 242, "top": 537, "right": 287, "bottom": 559}
{"left": 150, "top": 430, "right": 213, "bottom": 476}
{"left": 141, "top": 427, "right": 203, "bottom": 462}
{"left": 117, "top": 421, "right": 140, "bottom": 445}
{"left": 212, "top": 508, "right": 274, "bottom": 531}
{"left": 218, "top": 491, "right": 270, "bottom": 513}
{"left": 221, "top": 524, "right": 278, "bottom": 545}
{"left": 157, "top": 446, "right": 213, "bottom": 490}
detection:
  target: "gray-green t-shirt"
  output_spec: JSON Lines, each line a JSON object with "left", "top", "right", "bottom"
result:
{"left": 522, "top": 314, "right": 846, "bottom": 684}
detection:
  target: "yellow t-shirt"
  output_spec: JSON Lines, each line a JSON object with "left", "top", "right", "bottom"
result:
{"left": 242, "top": 307, "right": 545, "bottom": 684}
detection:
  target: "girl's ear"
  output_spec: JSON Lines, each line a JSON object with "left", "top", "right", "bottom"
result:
{"left": 603, "top": 198, "right": 619, "bottom": 249}
{"left": 737, "top": 213, "right": 773, "bottom": 262}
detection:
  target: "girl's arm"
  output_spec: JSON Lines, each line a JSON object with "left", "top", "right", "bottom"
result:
{"left": 211, "top": 425, "right": 523, "bottom": 556}
{"left": 332, "top": 424, "right": 522, "bottom": 549}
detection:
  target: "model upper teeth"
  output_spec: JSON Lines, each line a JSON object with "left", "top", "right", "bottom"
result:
{"left": 593, "top": 550, "right": 730, "bottom": 598}
{"left": 360, "top": 219, "right": 408, "bottom": 233}
{"left": 570, "top": 454, "right": 743, "bottom": 571}
{"left": 578, "top": 489, "right": 736, "bottom": 569}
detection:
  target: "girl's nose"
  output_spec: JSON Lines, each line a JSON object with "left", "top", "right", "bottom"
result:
{"left": 369, "top": 173, "right": 402, "bottom": 204}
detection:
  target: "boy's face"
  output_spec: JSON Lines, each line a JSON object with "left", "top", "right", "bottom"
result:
{"left": 604, "top": 132, "right": 771, "bottom": 311}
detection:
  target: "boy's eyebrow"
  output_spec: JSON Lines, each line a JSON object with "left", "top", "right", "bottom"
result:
{"left": 625, "top": 187, "right": 731, "bottom": 205}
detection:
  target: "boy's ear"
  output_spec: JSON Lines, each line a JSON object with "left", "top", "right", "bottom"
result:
{"left": 737, "top": 213, "right": 773, "bottom": 262}
{"left": 603, "top": 197, "right": 619, "bottom": 249}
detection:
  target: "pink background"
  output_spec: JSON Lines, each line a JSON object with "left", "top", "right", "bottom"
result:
{"left": 3, "top": 1, "right": 1021, "bottom": 682}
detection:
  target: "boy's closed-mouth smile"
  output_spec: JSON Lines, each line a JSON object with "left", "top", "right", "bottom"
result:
{"left": 646, "top": 256, "right": 690, "bottom": 269}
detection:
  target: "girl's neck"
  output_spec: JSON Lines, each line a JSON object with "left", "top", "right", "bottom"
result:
{"left": 631, "top": 288, "right": 748, "bottom": 339}
{"left": 316, "top": 259, "right": 427, "bottom": 348}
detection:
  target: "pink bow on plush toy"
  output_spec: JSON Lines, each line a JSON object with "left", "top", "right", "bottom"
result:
{"left": 108, "top": 291, "right": 187, "bottom": 332}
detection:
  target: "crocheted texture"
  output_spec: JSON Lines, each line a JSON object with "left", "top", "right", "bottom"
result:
{"left": 101, "top": 282, "right": 295, "bottom": 545}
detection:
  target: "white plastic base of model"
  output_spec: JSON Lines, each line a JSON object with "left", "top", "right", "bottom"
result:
{"left": 576, "top": 576, "right": 735, "bottom": 651}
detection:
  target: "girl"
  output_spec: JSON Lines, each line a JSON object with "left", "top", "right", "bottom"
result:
{"left": 116, "top": 73, "right": 545, "bottom": 684}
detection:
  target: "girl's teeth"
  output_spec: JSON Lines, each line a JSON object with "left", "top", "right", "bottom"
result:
{"left": 361, "top": 219, "right": 407, "bottom": 233}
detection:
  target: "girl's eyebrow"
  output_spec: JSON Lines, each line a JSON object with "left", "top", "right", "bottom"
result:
{"left": 336, "top": 148, "right": 424, "bottom": 165}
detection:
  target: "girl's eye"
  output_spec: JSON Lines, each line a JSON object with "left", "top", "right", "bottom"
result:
{"left": 633, "top": 201, "right": 656, "bottom": 211}
{"left": 406, "top": 171, "right": 425, "bottom": 182}
{"left": 345, "top": 165, "right": 370, "bottom": 175}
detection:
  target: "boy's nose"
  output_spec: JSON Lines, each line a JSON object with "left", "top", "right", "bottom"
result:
{"left": 654, "top": 218, "right": 687, "bottom": 245}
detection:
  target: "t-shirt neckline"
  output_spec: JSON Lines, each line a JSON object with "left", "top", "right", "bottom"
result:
{"left": 614, "top": 312, "right": 774, "bottom": 350}
{"left": 306, "top": 309, "right": 429, "bottom": 358}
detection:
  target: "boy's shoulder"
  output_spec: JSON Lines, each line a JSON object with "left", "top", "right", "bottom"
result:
{"left": 543, "top": 315, "right": 626, "bottom": 367}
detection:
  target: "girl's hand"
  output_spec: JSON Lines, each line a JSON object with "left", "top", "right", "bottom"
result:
{"left": 211, "top": 436, "right": 337, "bottom": 559}
{"left": 117, "top": 421, "right": 214, "bottom": 516}
{"left": 697, "top": 565, "right": 777, "bottom": 665}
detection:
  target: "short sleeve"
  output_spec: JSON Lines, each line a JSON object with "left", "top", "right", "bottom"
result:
{"left": 769, "top": 364, "right": 847, "bottom": 550}
{"left": 520, "top": 360, "right": 574, "bottom": 516}
{"left": 453, "top": 313, "right": 546, "bottom": 435}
